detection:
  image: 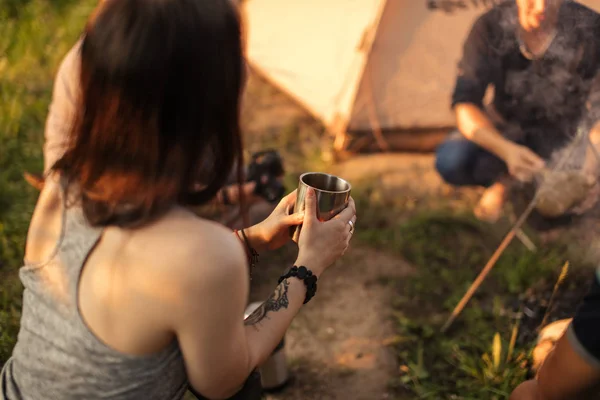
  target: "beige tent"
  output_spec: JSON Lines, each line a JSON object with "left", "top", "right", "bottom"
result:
{"left": 241, "top": 0, "right": 600, "bottom": 152}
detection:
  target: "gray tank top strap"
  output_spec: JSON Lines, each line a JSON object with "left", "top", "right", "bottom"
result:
{"left": 1, "top": 176, "right": 188, "bottom": 400}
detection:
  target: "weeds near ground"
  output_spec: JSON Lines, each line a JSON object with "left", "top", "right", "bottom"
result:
{"left": 351, "top": 181, "right": 593, "bottom": 399}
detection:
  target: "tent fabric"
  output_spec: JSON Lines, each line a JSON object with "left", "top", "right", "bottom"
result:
{"left": 243, "top": 0, "right": 600, "bottom": 137}
{"left": 350, "top": 0, "right": 485, "bottom": 131}
{"left": 243, "top": 0, "right": 386, "bottom": 129}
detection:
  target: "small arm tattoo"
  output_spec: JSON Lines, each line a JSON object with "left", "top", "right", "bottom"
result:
{"left": 244, "top": 279, "right": 290, "bottom": 327}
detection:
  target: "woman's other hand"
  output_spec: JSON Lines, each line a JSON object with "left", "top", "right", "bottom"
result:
{"left": 296, "top": 188, "right": 356, "bottom": 276}
{"left": 245, "top": 190, "right": 304, "bottom": 251}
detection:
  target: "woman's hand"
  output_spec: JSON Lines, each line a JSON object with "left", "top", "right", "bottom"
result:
{"left": 295, "top": 188, "right": 357, "bottom": 277}
{"left": 245, "top": 190, "right": 304, "bottom": 252}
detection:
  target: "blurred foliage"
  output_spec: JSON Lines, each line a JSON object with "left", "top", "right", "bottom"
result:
{"left": 0, "top": 0, "right": 96, "bottom": 366}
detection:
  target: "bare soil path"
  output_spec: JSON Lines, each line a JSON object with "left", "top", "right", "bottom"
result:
{"left": 248, "top": 244, "right": 413, "bottom": 400}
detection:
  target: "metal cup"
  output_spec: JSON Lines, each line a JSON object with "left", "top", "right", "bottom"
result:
{"left": 291, "top": 172, "right": 352, "bottom": 242}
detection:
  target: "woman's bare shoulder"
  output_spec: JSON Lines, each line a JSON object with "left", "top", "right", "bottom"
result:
{"left": 128, "top": 207, "right": 248, "bottom": 288}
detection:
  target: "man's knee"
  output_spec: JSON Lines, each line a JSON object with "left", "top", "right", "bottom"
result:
{"left": 435, "top": 151, "right": 462, "bottom": 184}
{"left": 435, "top": 133, "right": 475, "bottom": 185}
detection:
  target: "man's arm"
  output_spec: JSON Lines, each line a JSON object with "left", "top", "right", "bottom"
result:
{"left": 451, "top": 14, "right": 545, "bottom": 179}
{"left": 452, "top": 14, "right": 502, "bottom": 149}
{"left": 510, "top": 328, "right": 600, "bottom": 400}
{"left": 455, "top": 104, "right": 513, "bottom": 161}
{"left": 511, "top": 273, "right": 600, "bottom": 400}
{"left": 581, "top": 18, "right": 600, "bottom": 177}
{"left": 452, "top": 13, "right": 515, "bottom": 161}
{"left": 43, "top": 40, "right": 82, "bottom": 173}
{"left": 536, "top": 328, "right": 600, "bottom": 399}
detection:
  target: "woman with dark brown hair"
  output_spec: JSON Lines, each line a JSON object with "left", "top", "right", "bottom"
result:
{"left": 0, "top": 1, "right": 356, "bottom": 399}
{"left": 37, "top": 0, "right": 282, "bottom": 224}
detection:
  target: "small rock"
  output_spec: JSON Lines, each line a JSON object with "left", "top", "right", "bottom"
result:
{"left": 524, "top": 307, "right": 536, "bottom": 318}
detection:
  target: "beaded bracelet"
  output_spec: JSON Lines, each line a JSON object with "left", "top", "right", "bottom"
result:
{"left": 278, "top": 266, "right": 318, "bottom": 304}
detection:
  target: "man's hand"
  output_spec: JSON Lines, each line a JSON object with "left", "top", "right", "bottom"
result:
{"left": 455, "top": 106, "right": 544, "bottom": 181}
{"left": 503, "top": 143, "right": 545, "bottom": 182}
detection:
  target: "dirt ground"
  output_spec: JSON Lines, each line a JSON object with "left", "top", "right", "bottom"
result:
{"left": 247, "top": 244, "right": 413, "bottom": 400}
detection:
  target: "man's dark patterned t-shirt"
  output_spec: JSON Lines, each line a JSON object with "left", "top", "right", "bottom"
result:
{"left": 452, "top": 1, "right": 600, "bottom": 158}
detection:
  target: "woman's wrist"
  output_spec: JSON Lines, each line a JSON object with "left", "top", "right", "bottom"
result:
{"left": 294, "top": 254, "right": 325, "bottom": 278}
{"left": 279, "top": 266, "right": 318, "bottom": 304}
{"left": 238, "top": 225, "right": 268, "bottom": 253}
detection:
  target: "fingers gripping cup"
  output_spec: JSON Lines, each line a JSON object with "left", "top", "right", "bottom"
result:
{"left": 291, "top": 172, "right": 352, "bottom": 242}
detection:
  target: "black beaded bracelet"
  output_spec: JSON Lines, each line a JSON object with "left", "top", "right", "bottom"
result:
{"left": 278, "top": 266, "right": 318, "bottom": 304}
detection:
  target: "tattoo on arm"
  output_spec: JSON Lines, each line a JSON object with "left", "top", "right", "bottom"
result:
{"left": 244, "top": 279, "right": 290, "bottom": 328}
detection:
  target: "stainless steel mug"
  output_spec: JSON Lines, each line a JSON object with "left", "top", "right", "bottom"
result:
{"left": 291, "top": 172, "right": 352, "bottom": 242}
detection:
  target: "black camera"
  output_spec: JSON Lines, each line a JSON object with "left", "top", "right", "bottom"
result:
{"left": 246, "top": 149, "right": 285, "bottom": 204}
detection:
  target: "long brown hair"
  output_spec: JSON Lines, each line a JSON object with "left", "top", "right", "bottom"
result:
{"left": 53, "top": 0, "right": 245, "bottom": 227}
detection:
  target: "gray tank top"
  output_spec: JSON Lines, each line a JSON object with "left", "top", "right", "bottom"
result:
{"left": 0, "top": 179, "right": 189, "bottom": 399}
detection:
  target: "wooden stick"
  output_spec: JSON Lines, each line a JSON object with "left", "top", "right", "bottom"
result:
{"left": 441, "top": 129, "right": 585, "bottom": 333}
{"left": 515, "top": 228, "right": 537, "bottom": 252}
{"left": 441, "top": 194, "right": 538, "bottom": 333}
{"left": 508, "top": 211, "right": 537, "bottom": 252}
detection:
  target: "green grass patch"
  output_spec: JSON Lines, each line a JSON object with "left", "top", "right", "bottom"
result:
{"left": 352, "top": 182, "right": 593, "bottom": 399}
{"left": 0, "top": 0, "right": 96, "bottom": 366}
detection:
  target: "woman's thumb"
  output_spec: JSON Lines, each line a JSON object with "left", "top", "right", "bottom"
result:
{"left": 303, "top": 188, "right": 318, "bottom": 224}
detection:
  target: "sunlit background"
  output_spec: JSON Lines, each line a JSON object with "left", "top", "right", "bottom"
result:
{"left": 3, "top": 1, "right": 600, "bottom": 399}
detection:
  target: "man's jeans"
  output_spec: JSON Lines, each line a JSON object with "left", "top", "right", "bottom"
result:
{"left": 434, "top": 130, "right": 508, "bottom": 188}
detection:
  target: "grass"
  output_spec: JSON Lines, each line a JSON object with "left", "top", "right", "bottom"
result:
{"left": 351, "top": 182, "right": 594, "bottom": 399}
{"left": 0, "top": 2, "right": 596, "bottom": 399}
{"left": 0, "top": 0, "right": 97, "bottom": 366}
